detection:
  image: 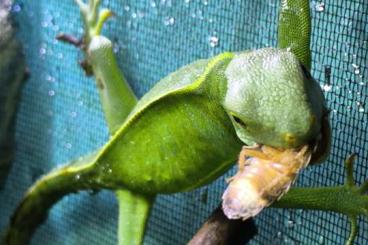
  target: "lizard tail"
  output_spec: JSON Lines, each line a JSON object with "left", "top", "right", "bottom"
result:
{"left": 4, "top": 152, "right": 101, "bottom": 245}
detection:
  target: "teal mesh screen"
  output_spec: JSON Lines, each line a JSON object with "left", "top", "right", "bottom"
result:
{"left": 0, "top": 0, "right": 367, "bottom": 244}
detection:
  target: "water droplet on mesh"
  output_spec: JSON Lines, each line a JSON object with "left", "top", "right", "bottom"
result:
{"left": 352, "top": 63, "right": 360, "bottom": 74}
{"left": 322, "top": 84, "right": 332, "bottom": 92}
{"left": 286, "top": 219, "right": 295, "bottom": 228}
{"left": 131, "top": 12, "right": 137, "bottom": 18}
{"left": 163, "top": 16, "right": 175, "bottom": 26}
{"left": 358, "top": 106, "right": 365, "bottom": 113}
{"left": 209, "top": 35, "right": 219, "bottom": 47}
{"left": 39, "top": 47, "right": 46, "bottom": 56}
{"left": 202, "top": 0, "right": 208, "bottom": 5}
{"left": 124, "top": 5, "right": 130, "bottom": 11}
{"left": 184, "top": 0, "right": 191, "bottom": 3}
{"left": 318, "top": 235, "right": 324, "bottom": 244}
{"left": 276, "top": 231, "right": 282, "bottom": 238}
{"left": 48, "top": 90, "right": 55, "bottom": 96}
{"left": 113, "top": 43, "right": 120, "bottom": 53}
{"left": 70, "top": 111, "right": 77, "bottom": 118}
{"left": 46, "top": 75, "right": 55, "bottom": 82}
{"left": 150, "top": 0, "right": 157, "bottom": 7}
{"left": 12, "top": 3, "right": 22, "bottom": 13}
{"left": 65, "top": 142, "right": 72, "bottom": 149}
{"left": 315, "top": 2, "right": 325, "bottom": 12}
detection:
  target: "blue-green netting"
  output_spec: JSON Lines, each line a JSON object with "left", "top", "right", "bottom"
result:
{"left": 0, "top": 0, "right": 367, "bottom": 244}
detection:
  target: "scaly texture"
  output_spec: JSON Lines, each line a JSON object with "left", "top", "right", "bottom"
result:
{"left": 278, "top": 0, "right": 311, "bottom": 69}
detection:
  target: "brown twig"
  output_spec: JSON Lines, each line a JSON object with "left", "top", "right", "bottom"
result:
{"left": 56, "top": 33, "right": 83, "bottom": 47}
{"left": 55, "top": 33, "right": 93, "bottom": 76}
{"left": 188, "top": 205, "right": 257, "bottom": 245}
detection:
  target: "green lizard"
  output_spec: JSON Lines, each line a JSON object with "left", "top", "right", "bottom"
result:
{"left": 5, "top": 1, "right": 368, "bottom": 245}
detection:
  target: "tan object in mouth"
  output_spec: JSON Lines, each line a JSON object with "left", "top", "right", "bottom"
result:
{"left": 222, "top": 145, "right": 312, "bottom": 220}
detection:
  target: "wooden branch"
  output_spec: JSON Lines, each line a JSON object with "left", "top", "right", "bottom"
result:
{"left": 188, "top": 205, "right": 257, "bottom": 245}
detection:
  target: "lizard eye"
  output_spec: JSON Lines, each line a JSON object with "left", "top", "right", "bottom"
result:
{"left": 232, "top": 115, "right": 247, "bottom": 128}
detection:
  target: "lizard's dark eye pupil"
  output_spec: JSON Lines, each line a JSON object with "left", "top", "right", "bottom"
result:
{"left": 232, "top": 115, "right": 246, "bottom": 127}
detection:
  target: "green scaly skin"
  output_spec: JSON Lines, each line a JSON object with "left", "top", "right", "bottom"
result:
{"left": 4, "top": 1, "right": 367, "bottom": 245}
{"left": 278, "top": 0, "right": 311, "bottom": 70}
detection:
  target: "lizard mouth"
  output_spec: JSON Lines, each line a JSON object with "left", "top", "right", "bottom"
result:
{"left": 242, "top": 114, "right": 331, "bottom": 164}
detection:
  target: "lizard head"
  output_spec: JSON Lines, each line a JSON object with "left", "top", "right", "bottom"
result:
{"left": 223, "top": 48, "right": 330, "bottom": 162}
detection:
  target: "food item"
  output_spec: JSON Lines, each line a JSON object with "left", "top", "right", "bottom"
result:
{"left": 222, "top": 145, "right": 312, "bottom": 220}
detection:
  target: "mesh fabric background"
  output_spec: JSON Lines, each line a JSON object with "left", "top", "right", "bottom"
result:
{"left": 0, "top": 0, "right": 367, "bottom": 244}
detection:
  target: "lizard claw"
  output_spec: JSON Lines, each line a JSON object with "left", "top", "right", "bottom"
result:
{"left": 341, "top": 154, "right": 368, "bottom": 245}
{"left": 64, "top": 0, "right": 113, "bottom": 74}
{"left": 344, "top": 153, "right": 357, "bottom": 187}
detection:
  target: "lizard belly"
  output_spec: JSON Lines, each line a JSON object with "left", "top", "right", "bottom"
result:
{"left": 99, "top": 94, "right": 242, "bottom": 194}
